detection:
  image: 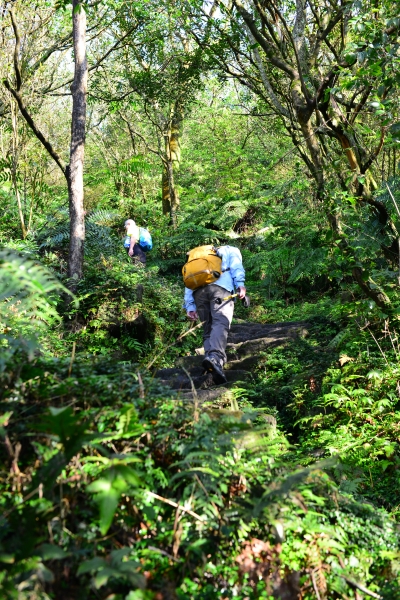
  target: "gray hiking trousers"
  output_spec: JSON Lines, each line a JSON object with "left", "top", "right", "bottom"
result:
{"left": 193, "top": 284, "right": 235, "bottom": 366}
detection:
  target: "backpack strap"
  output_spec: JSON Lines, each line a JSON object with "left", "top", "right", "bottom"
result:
{"left": 213, "top": 247, "right": 230, "bottom": 272}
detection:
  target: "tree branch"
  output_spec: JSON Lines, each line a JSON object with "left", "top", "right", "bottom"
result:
{"left": 266, "top": 0, "right": 312, "bottom": 103}
{"left": 244, "top": 23, "right": 290, "bottom": 118}
{"left": 232, "top": 0, "right": 297, "bottom": 79}
{"left": 3, "top": 80, "right": 66, "bottom": 177}
{"left": 352, "top": 266, "right": 390, "bottom": 310}
{"left": 10, "top": 7, "right": 22, "bottom": 91}
{"left": 114, "top": 112, "right": 165, "bottom": 164}
{"left": 252, "top": 0, "right": 282, "bottom": 52}
{"left": 46, "top": 24, "right": 139, "bottom": 93}
{"left": 349, "top": 86, "right": 371, "bottom": 124}
{"left": 342, "top": 575, "right": 383, "bottom": 599}
{"left": 361, "top": 128, "right": 386, "bottom": 174}
{"left": 29, "top": 31, "right": 74, "bottom": 75}
{"left": 292, "top": 0, "right": 308, "bottom": 75}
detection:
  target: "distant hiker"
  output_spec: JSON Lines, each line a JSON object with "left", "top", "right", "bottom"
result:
{"left": 124, "top": 219, "right": 153, "bottom": 265}
{"left": 183, "top": 245, "right": 246, "bottom": 384}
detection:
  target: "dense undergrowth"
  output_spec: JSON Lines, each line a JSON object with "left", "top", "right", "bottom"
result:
{"left": 3, "top": 0, "right": 400, "bottom": 594}
{"left": 2, "top": 175, "right": 400, "bottom": 599}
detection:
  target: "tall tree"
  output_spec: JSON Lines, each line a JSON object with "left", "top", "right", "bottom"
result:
{"left": 88, "top": 0, "right": 209, "bottom": 226}
{"left": 186, "top": 0, "right": 400, "bottom": 305}
{"left": 0, "top": 3, "right": 71, "bottom": 239}
{"left": 1, "top": 1, "right": 118, "bottom": 288}
{"left": 67, "top": 0, "right": 87, "bottom": 285}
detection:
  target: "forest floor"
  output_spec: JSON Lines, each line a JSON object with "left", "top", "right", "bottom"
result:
{"left": 3, "top": 295, "right": 400, "bottom": 599}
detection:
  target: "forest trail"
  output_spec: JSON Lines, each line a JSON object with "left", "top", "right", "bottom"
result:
{"left": 155, "top": 320, "right": 310, "bottom": 404}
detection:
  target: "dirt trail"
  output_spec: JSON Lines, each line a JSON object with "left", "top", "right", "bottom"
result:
{"left": 155, "top": 320, "right": 310, "bottom": 405}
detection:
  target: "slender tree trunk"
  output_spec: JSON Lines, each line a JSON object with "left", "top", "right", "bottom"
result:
{"left": 11, "top": 171, "right": 26, "bottom": 239}
{"left": 162, "top": 134, "right": 179, "bottom": 227}
{"left": 162, "top": 164, "right": 171, "bottom": 215}
{"left": 67, "top": 0, "right": 87, "bottom": 289}
{"left": 161, "top": 105, "right": 182, "bottom": 224}
{"left": 10, "top": 102, "right": 27, "bottom": 239}
{"left": 166, "top": 158, "right": 178, "bottom": 228}
{"left": 169, "top": 109, "right": 182, "bottom": 165}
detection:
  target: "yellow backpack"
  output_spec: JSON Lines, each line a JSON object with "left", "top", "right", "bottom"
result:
{"left": 182, "top": 245, "right": 222, "bottom": 290}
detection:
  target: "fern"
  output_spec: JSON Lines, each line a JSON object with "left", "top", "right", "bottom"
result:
{"left": 87, "top": 210, "right": 121, "bottom": 226}
{"left": 0, "top": 248, "right": 72, "bottom": 370}
{"left": 38, "top": 208, "right": 70, "bottom": 248}
{"left": 0, "top": 157, "right": 13, "bottom": 183}
{"left": 40, "top": 223, "right": 70, "bottom": 248}
{"left": 326, "top": 328, "right": 349, "bottom": 350}
{"left": 0, "top": 249, "right": 69, "bottom": 316}
{"left": 85, "top": 221, "right": 121, "bottom": 259}
{"left": 86, "top": 155, "right": 152, "bottom": 188}
{"left": 288, "top": 246, "right": 328, "bottom": 284}
{"left": 184, "top": 196, "right": 249, "bottom": 232}
{"left": 38, "top": 210, "right": 122, "bottom": 258}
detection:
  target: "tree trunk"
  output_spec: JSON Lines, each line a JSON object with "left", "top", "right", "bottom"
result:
{"left": 162, "top": 163, "right": 171, "bottom": 215}
{"left": 166, "top": 158, "right": 178, "bottom": 228}
{"left": 10, "top": 101, "right": 27, "bottom": 239}
{"left": 67, "top": 0, "right": 87, "bottom": 289}
{"left": 169, "top": 109, "right": 182, "bottom": 165}
{"left": 161, "top": 105, "right": 182, "bottom": 224}
{"left": 162, "top": 140, "right": 179, "bottom": 227}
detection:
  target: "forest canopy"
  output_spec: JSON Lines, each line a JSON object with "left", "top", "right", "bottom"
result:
{"left": 1, "top": 0, "right": 400, "bottom": 599}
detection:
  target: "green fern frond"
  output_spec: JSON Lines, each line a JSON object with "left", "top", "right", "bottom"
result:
{"left": 0, "top": 157, "right": 13, "bottom": 183}
{"left": 87, "top": 210, "right": 121, "bottom": 226}
{"left": 40, "top": 223, "right": 70, "bottom": 248}
{"left": 0, "top": 248, "right": 72, "bottom": 322}
{"left": 38, "top": 211, "right": 121, "bottom": 258}
{"left": 0, "top": 248, "right": 74, "bottom": 371}
{"left": 326, "top": 329, "right": 349, "bottom": 350}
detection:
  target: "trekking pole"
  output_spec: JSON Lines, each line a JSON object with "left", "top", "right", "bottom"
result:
{"left": 215, "top": 293, "right": 251, "bottom": 308}
{"left": 146, "top": 320, "right": 206, "bottom": 370}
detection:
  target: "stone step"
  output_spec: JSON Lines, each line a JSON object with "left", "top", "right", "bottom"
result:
{"left": 157, "top": 322, "right": 310, "bottom": 404}
{"left": 224, "top": 355, "right": 260, "bottom": 371}
{"left": 176, "top": 355, "right": 205, "bottom": 370}
{"left": 178, "top": 387, "right": 230, "bottom": 402}
{"left": 204, "top": 409, "right": 276, "bottom": 427}
{"left": 157, "top": 369, "right": 249, "bottom": 390}
{"left": 226, "top": 335, "right": 295, "bottom": 360}
{"left": 176, "top": 322, "right": 310, "bottom": 368}
{"left": 228, "top": 321, "right": 310, "bottom": 343}
{"left": 197, "top": 369, "right": 249, "bottom": 386}
{"left": 155, "top": 365, "right": 204, "bottom": 379}
{"left": 226, "top": 323, "right": 309, "bottom": 360}
{"left": 176, "top": 354, "right": 259, "bottom": 372}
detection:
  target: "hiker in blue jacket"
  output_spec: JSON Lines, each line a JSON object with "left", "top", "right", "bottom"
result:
{"left": 183, "top": 245, "right": 246, "bottom": 384}
{"left": 124, "top": 219, "right": 146, "bottom": 265}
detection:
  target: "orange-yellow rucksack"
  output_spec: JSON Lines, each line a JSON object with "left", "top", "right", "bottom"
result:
{"left": 182, "top": 245, "right": 222, "bottom": 290}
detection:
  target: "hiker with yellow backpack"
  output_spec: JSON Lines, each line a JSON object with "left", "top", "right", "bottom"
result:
{"left": 182, "top": 245, "right": 246, "bottom": 384}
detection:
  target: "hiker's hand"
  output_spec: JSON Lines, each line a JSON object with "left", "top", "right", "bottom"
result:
{"left": 187, "top": 311, "right": 198, "bottom": 321}
{"left": 237, "top": 286, "right": 246, "bottom": 299}
{"left": 128, "top": 248, "right": 134, "bottom": 256}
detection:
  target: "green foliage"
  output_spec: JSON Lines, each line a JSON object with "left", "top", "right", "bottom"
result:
{"left": 38, "top": 209, "right": 122, "bottom": 261}
{"left": 1, "top": 338, "right": 399, "bottom": 600}
{"left": 0, "top": 248, "right": 72, "bottom": 371}
{"left": 3, "top": 3, "right": 400, "bottom": 596}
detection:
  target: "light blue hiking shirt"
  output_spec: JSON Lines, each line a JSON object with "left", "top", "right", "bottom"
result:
{"left": 183, "top": 245, "right": 246, "bottom": 312}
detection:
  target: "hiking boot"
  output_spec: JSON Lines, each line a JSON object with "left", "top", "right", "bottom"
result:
{"left": 202, "top": 356, "right": 227, "bottom": 385}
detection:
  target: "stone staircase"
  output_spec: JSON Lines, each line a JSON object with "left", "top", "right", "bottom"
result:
{"left": 155, "top": 321, "right": 310, "bottom": 405}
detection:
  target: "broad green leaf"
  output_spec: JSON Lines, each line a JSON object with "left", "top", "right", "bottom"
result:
{"left": 77, "top": 557, "right": 106, "bottom": 576}
{"left": 37, "top": 544, "right": 69, "bottom": 560}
